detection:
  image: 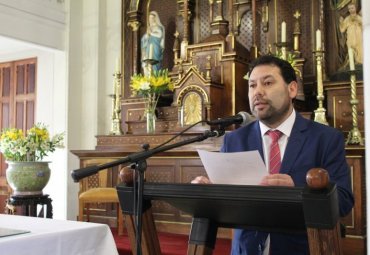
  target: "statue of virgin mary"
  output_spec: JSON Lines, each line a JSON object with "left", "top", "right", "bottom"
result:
{"left": 141, "top": 11, "right": 165, "bottom": 76}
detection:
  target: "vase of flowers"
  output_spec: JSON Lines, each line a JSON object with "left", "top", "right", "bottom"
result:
{"left": 0, "top": 123, "right": 64, "bottom": 196}
{"left": 131, "top": 69, "right": 174, "bottom": 133}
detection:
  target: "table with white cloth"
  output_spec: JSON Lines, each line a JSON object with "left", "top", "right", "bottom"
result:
{"left": 0, "top": 214, "right": 118, "bottom": 255}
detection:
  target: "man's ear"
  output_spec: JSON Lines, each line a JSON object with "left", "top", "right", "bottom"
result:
{"left": 288, "top": 81, "right": 298, "bottom": 99}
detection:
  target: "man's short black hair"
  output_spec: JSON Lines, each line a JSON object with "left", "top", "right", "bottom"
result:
{"left": 248, "top": 55, "right": 297, "bottom": 84}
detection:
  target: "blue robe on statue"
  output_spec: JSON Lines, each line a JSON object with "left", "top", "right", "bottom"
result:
{"left": 141, "top": 27, "right": 164, "bottom": 74}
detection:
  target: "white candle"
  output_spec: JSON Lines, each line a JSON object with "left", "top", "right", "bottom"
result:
{"left": 115, "top": 57, "right": 121, "bottom": 73}
{"left": 348, "top": 47, "right": 355, "bottom": 70}
{"left": 149, "top": 44, "right": 154, "bottom": 59}
{"left": 316, "top": 29, "right": 321, "bottom": 51}
{"left": 281, "top": 21, "right": 286, "bottom": 43}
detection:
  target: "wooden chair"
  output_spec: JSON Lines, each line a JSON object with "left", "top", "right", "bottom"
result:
{"left": 78, "top": 167, "right": 124, "bottom": 235}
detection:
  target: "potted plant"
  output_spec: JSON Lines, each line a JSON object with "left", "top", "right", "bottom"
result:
{"left": 0, "top": 123, "right": 64, "bottom": 196}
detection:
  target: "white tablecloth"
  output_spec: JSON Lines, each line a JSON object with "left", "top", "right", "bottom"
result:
{"left": 0, "top": 214, "right": 118, "bottom": 255}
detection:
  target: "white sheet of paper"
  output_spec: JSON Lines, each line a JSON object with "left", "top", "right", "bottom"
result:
{"left": 197, "top": 149, "right": 267, "bottom": 185}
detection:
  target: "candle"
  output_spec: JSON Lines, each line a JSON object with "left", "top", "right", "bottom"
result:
{"left": 281, "top": 21, "right": 286, "bottom": 43}
{"left": 316, "top": 29, "right": 321, "bottom": 51}
{"left": 348, "top": 47, "right": 355, "bottom": 70}
{"left": 115, "top": 57, "right": 121, "bottom": 73}
{"left": 149, "top": 44, "right": 154, "bottom": 59}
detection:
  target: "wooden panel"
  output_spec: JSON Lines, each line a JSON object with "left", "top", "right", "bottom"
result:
{"left": 15, "top": 102, "right": 24, "bottom": 129}
{"left": 326, "top": 82, "right": 364, "bottom": 134}
{"left": 14, "top": 59, "right": 37, "bottom": 131}
{"left": 0, "top": 58, "right": 37, "bottom": 212}
{"left": 342, "top": 153, "right": 365, "bottom": 236}
{"left": 16, "top": 64, "right": 25, "bottom": 95}
{"left": 1, "top": 103, "right": 10, "bottom": 128}
{"left": 342, "top": 236, "right": 366, "bottom": 255}
{"left": 27, "top": 63, "right": 36, "bottom": 93}
{"left": 26, "top": 101, "right": 34, "bottom": 130}
{"left": 2, "top": 67, "right": 11, "bottom": 97}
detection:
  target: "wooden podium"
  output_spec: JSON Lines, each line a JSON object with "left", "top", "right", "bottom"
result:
{"left": 117, "top": 180, "right": 342, "bottom": 255}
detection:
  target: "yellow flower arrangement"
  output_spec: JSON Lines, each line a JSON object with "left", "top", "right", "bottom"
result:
{"left": 130, "top": 69, "right": 174, "bottom": 132}
{"left": 130, "top": 69, "right": 174, "bottom": 97}
{"left": 0, "top": 123, "right": 64, "bottom": 162}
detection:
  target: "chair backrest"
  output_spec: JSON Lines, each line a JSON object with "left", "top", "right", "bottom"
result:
{"left": 78, "top": 158, "right": 118, "bottom": 194}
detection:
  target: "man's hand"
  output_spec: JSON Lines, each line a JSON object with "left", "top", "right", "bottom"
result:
{"left": 191, "top": 176, "right": 212, "bottom": 184}
{"left": 260, "top": 174, "right": 294, "bottom": 187}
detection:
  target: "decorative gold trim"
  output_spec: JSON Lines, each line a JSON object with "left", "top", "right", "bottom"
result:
{"left": 121, "top": 4, "right": 125, "bottom": 98}
{"left": 155, "top": 220, "right": 192, "bottom": 225}
{"left": 333, "top": 96, "right": 336, "bottom": 128}
{"left": 232, "top": 63, "right": 235, "bottom": 115}
{"left": 127, "top": 20, "right": 140, "bottom": 31}
{"left": 343, "top": 235, "right": 366, "bottom": 239}
{"left": 176, "top": 85, "right": 209, "bottom": 106}
{"left": 146, "top": 0, "right": 151, "bottom": 26}
{"left": 346, "top": 71, "right": 364, "bottom": 145}
{"left": 345, "top": 148, "right": 365, "bottom": 152}
{"left": 313, "top": 49, "right": 328, "bottom": 125}
{"left": 122, "top": 100, "right": 146, "bottom": 106}
{"left": 346, "top": 165, "right": 355, "bottom": 229}
{"left": 129, "top": 0, "right": 140, "bottom": 12}
{"left": 274, "top": 0, "right": 278, "bottom": 43}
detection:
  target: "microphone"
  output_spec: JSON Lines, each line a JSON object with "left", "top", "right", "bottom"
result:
{"left": 207, "top": 111, "right": 254, "bottom": 127}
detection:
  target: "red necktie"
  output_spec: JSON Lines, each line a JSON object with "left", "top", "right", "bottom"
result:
{"left": 267, "top": 130, "right": 282, "bottom": 174}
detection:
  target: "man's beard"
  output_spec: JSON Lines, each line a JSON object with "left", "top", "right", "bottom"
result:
{"left": 252, "top": 100, "right": 292, "bottom": 126}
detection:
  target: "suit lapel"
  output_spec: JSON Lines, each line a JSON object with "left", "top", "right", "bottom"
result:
{"left": 248, "top": 122, "right": 265, "bottom": 163}
{"left": 280, "top": 113, "right": 309, "bottom": 174}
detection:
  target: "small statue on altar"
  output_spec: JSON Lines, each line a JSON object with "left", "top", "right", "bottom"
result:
{"left": 339, "top": 3, "right": 363, "bottom": 66}
{"left": 141, "top": 11, "right": 165, "bottom": 76}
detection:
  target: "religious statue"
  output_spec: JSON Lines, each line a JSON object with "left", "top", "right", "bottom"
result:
{"left": 339, "top": 3, "right": 363, "bottom": 66}
{"left": 141, "top": 11, "right": 165, "bottom": 76}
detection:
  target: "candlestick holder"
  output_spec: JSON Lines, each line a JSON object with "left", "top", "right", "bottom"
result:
{"left": 110, "top": 71, "right": 123, "bottom": 135}
{"left": 346, "top": 70, "right": 364, "bottom": 145}
{"left": 313, "top": 49, "right": 328, "bottom": 125}
{"left": 275, "top": 42, "right": 288, "bottom": 60}
{"left": 142, "top": 59, "right": 159, "bottom": 77}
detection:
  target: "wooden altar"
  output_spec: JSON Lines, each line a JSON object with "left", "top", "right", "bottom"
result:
{"left": 73, "top": 0, "right": 366, "bottom": 254}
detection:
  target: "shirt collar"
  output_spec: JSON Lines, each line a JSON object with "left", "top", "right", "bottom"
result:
{"left": 259, "top": 109, "right": 296, "bottom": 137}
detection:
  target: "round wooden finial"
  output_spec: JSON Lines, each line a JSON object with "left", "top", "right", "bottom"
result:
{"left": 306, "top": 168, "right": 330, "bottom": 189}
{"left": 119, "top": 166, "right": 134, "bottom": 186}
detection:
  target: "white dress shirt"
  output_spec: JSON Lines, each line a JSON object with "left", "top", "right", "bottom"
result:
{"left": 258, "top": 109, "right": 296, "bottom": 255}
{"left": 259, "top": 109, "right": 296, "bottom": 172}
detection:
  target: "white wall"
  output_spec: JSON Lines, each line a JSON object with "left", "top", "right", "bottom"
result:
{"left": 67, "top": 0, "right": 121, "bottom": 220}
{"left": 362, "top": 0, "right": 370, "bottom": 253}
{"left": 0, "top": 0, "right": 121, "bottom": 220}
{"left": 0, "top": 0, "right": 66, "bottom": 50}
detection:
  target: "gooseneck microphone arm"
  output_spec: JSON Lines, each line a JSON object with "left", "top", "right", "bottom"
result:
{"left": 71, "top": 128, "right": 224, "bottom": 181}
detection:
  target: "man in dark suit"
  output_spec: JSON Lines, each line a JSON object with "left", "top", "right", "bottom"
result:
{"left": 192, "top": 55, "right": 354, "bottom": 255}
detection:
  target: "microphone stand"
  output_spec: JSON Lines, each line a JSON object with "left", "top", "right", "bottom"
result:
{"left": 71, "top": 128, "right": 225, "bottom": 255}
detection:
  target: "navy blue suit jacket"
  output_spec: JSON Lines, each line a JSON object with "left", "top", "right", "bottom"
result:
{"left": 222, "top": 113, "right": 354, "bottom": 255}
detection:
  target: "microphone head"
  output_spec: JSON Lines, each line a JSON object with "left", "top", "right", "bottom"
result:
{"left": 237, "top": 111, "right": 255, "bottom": 126}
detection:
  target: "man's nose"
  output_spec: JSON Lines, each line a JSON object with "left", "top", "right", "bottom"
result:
{"left": 253, "top": 83, "right": 264, "bottom": 96}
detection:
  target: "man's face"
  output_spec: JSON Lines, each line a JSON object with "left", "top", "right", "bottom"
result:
{"left": 248, "top": 64, "right": 297, "bottom": 128}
